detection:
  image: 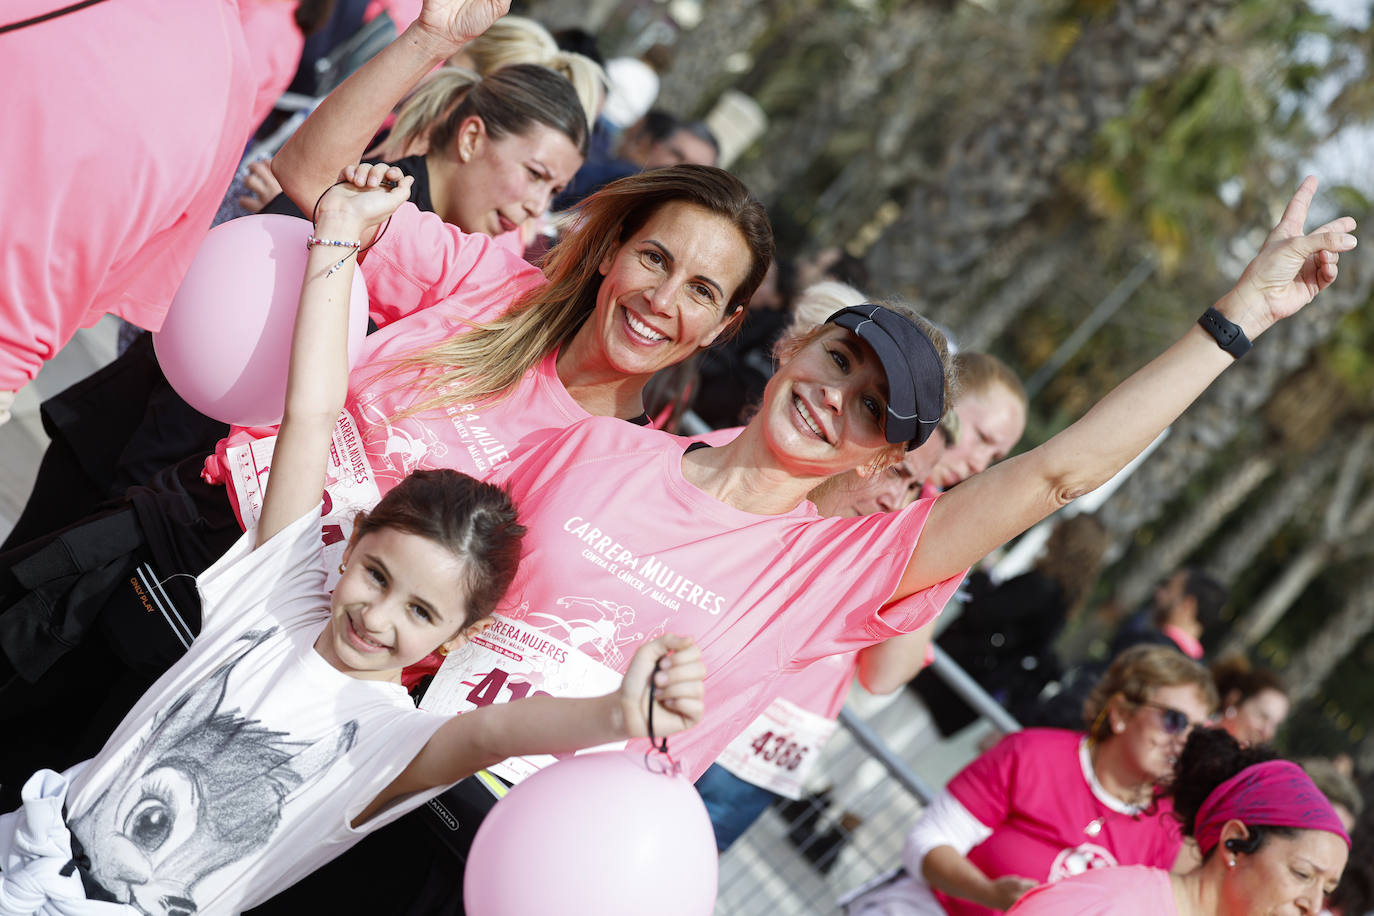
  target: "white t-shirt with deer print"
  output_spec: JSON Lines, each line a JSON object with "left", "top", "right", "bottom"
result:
{"left": 63, "top": 506, "right": 451, "bottom": 915}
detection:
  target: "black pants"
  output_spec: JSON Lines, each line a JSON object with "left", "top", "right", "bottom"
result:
{"left": 0, "top": 459, "right": 239, "bottom": 809}
{"left": 246, "top": 775, "right": 505, "bottom": 916}
{"left": 2, "top": 331, "right": 228, "bottom": 552}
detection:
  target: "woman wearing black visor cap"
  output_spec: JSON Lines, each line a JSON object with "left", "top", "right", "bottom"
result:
{"left": 421, "top": 177, "right": 1355, "bottom": 783}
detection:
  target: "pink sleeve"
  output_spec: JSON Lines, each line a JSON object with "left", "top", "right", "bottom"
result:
{"left": 784, "top": 497, "right": 966, "bottom": 665}
{"left": 0, "top": 0, "right": 254, "bottom": 389}
{"left": 238, "top": 0, "right": 306, "bottom": 127}
{"left": 364, "top": 0, "right": 421, "bottom": 30}
{"left": 944, "top": 730, "right": 1026, "bottom": 829}
{"left": 359, "top": 203, "right": 543, "bottom": 328}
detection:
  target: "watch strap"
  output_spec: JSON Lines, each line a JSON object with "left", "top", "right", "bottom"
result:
{"left": 1197, "top": 307, "right": 1252, "bottom": 358}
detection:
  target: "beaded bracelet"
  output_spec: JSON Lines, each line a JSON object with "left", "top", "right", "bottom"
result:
{"left": 310, "top": 177, "right": 397, "bottom": 277}
{"left": 306, "top": 236, "right": 362, "bottom": 251}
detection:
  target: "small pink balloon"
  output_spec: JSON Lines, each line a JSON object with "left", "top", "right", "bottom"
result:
{"left": 464, "top": 752, "right": 718, "bottom": 915}
{"left": 154, "top": 214, "right": 369, "bottom": 426}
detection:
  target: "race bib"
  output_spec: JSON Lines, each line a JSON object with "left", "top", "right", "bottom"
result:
{"left": 224, "top": 412, "right": 382, "bottom": 587}
{"left": 419, "top": 613, "right": 626, "bottom": 783}
{"left": 716, "top": 698, "right": 839, "bottom": 800}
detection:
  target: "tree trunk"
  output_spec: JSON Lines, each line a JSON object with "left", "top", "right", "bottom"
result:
{"left": 1112, "top": 452, "right": 1275, "bottom": 613}
{"left": 1091, "top": 245, "right": 1374, "bottom": 548}
{"left": 1220, "top": 428, "right": 1374, "bottom": 654}
{"left": 864, "top": 0, "right": 1234, "bottom": 302}
{"left": 1284, "top": 571, "right": 1374, "bottom": 705}
{"left": 653, "top": 3, "right": 779, "bottom": 117}
{"left": 950, "top": 233, "right": 1081, "bottom": 352}
{"left": 1224, "top": 543, "right": 1333, "bottom": 656}
{"left": 1206, "top": 451, "right": 1342, "bottom": 583}
{"left": 734, "top": 5, "right": 934, "bottom": 204}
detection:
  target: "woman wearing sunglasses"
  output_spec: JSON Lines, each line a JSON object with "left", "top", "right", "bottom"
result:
{"left": 1008, "top": 728, "right": 1349, "bottom": 916}
{"left": 844, "top": 645, "right": 1216, "bottom": 916}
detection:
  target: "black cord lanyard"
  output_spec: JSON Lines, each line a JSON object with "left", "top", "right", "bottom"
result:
{"left": 647, "top": 675, "right": 669, "bottom": 755}
{"left": 311, "top": 180, "right": 395, "bottom": 275}
{"left": 1, "top": 0, "right": 112, "bottom": 36}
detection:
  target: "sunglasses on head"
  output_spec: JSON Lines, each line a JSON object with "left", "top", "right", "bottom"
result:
{"left": 1136, "top": 700, "right": 1198, "bottom": 736}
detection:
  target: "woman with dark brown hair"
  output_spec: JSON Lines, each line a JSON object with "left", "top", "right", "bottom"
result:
{"left": 1211, "top": 655, "right": 1290, "bottom": 746}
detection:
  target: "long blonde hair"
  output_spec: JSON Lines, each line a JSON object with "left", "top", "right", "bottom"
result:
{"left": 457, "top": 16, "right": 605, "bottom": 129}
{"left": 394, "top": 165, "right": 773, "bottom": 413}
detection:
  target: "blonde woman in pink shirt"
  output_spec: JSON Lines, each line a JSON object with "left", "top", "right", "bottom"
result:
{"left": 427, "top": 172, "right": 1353, "bottom": 800}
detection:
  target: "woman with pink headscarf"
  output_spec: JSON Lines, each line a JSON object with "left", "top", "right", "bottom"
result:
{"left": 1009, "top": 727, "right": 1350, "bottom": 916}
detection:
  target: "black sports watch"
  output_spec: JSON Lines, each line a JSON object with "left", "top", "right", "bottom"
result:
{"left": 1197, "top": 307, "right": 1252, "bottom": 358}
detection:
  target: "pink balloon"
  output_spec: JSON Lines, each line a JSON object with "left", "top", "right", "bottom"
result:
{"left": 465, "top": 752, "right": 718, "bottom": 915}
{"left": 153, "top": 214, "right": 369, "bottom": 426}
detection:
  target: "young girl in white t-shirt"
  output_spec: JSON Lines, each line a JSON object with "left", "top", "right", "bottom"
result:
{"left": 0, "top": 165, "right": 705, "bottom": 916}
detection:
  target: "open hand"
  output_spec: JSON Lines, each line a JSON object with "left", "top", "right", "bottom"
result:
{"left": 619, "top": 635, "right": 705, "bottom": 740}
{"left": 237, "top": 159, "right": 283, "bottom": 213}
{"left": 414, "top": 0, "right": 512, "bottom": 51}
{"left": 1225, "top": 176, "right": 1357, "bottom": 338}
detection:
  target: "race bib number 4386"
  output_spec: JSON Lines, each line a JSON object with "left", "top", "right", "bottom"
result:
{"left": 715, "top": 698, "right": 839, "bottom": 800}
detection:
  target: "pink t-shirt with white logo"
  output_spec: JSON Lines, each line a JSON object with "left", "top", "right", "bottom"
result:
{"left": 936, "top": 729, "right": 1182, "bottom": 916}
{"left": 488, "top": 416, "right": 965, "bottom": 779}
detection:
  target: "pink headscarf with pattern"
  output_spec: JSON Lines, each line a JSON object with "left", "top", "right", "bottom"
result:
{"left": 1195, "top": 760, "right": 1351, "bottom": 855}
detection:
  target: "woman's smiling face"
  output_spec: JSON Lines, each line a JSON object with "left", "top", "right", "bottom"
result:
{"left": 586, "top": 200, "right": 751, "bottom": 380}
{"left": 757, "top": 326, "right": 895, "bottom": 479}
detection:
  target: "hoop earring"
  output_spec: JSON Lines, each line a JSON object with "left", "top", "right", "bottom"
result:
{"left": 437, "top": 645, "right": 450, "bottom": 657}
{"left": 338, "top": 563, "right": 347, "bottom": 574}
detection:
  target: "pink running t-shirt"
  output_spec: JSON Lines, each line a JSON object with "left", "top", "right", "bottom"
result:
{"left": 718, "top": 593, "right": 941, "bottom": 798}
{"left": 485, "top": 416, "right": 965, "bottom": 779}
{"left": 1, "top": 0, "right": 254, "bottom": 389}
{"left": 209, "top": 204, "right": 562, "bottom": 567}
{"left": 936, "top": 729, "right": 1182, "bottom": 916}
{"left": 1009, "top": 865, "right": 1177, "bottom": 916}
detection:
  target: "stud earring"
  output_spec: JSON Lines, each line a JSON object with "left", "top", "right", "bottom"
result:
{"left": 338, "top": 562, "right": 347, "bottom": 574}
{"left": 1227, "top": 859, "right": 1236, "bottom": 868}
{"left": 1113, "top": 720, "right": 1125, "bottom": 734}
{"left": 437, "top": 645, "right": 450, "bottom": 657}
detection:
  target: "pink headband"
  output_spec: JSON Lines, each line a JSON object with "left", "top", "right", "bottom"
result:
{"left": 1195, "top": 760, "right": 1352, "bottom": 855}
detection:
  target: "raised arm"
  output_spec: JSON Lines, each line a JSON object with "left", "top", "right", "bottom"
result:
{"left": 896, "top": 178, "right": 1357, "bottom": 598}
{"left": 855, "top": 619, "right": 936, "bottom": 695}
{"left": 355, "top": 635, "right": 706, "bottom": 825}
{"left": 257, "top": 166, "right": 414, "bottom": 545}
{"left": 272, "top": 0, "right": 511, "bottom": 213}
